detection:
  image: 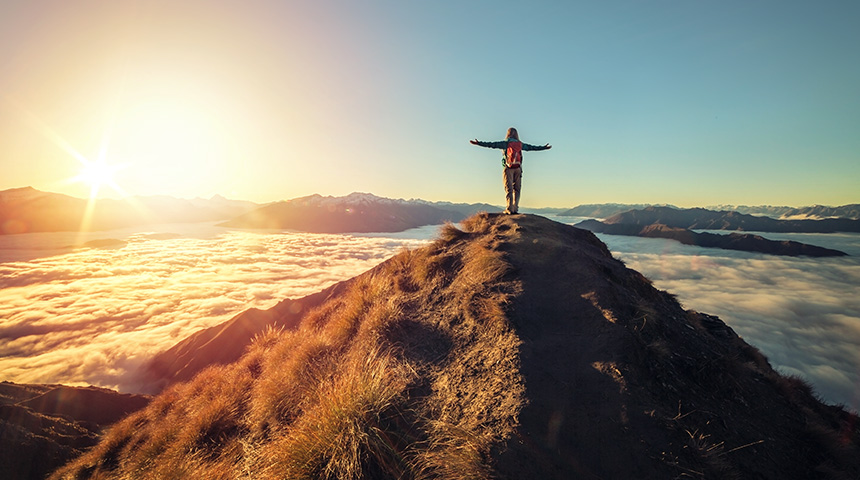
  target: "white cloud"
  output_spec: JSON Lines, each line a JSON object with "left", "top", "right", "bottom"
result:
{"left": 2, "top": 221, "right": 858, "bottom": 414}
{"left": 609, "top": 240, "right": 860, "bottom": 412}
{"left": 0, "top": 227, "right": 429, "bottom": 392}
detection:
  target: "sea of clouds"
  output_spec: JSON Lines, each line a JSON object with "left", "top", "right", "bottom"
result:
{"left": 0, "top": 223, "right": 430, "bottom": 393}
{"left": 1, "top": 218, "right": 858, "bottom": 412}
{"left": 590, "top": 228, "right": 860, "bottom": 413}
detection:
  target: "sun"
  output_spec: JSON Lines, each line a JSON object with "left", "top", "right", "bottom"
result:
{"left": 72, "top": 159, "right": 124, "bottom": 198}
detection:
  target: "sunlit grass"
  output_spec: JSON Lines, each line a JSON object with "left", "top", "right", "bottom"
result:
{"left": 51, "top": 213, "right": 526, "bottom": 479}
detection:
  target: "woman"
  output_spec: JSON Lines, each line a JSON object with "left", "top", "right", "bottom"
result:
{"left": 470, "top": 127, "right": 551, "bottom": 214}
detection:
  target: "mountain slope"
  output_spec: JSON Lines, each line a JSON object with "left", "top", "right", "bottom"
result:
{"left": 141, "top": 281, "right": 352, "bottom": 393}
{"left": 51, "top": 214, "right": 859, "bottom": 479}
{"left": 0, "top": 382, "right": 150, "bottom": 480}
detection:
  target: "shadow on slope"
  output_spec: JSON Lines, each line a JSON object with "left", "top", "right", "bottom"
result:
{"left": 51, "top": 214, "right": 860, "bottom": 479}
{"left": 1, "top": 382, "right": 150, "bottom": 480}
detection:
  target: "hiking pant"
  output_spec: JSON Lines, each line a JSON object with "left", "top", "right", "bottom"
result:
{"left": 503, "top": 167, "right": 522, "bottom": 214}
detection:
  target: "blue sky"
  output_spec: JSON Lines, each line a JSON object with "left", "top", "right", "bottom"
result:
{"left": 1, "top": 0, "right": 858, "bottom": 207}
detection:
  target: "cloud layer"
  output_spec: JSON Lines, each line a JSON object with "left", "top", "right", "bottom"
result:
{"left": 598, "top": 232, "right": 860, "bottom": 412}
{"left": 2, "top": 220, "right": 858, "bottom": 413}
{"left": 0, "top": 225, "right": 429, "bottom": 392}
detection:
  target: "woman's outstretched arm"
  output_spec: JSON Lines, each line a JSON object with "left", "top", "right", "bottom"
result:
{"left": 522, "top": 143, "right": 552, "bottom": 151}
{"left": 470, "top": 139, "right": 508, "bottom": 149}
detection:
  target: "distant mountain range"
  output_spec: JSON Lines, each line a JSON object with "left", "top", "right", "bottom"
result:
{"left": 558, "top": 203, "right": 678, "bottom": 218}
{"left": 0, "top": 188, "right": 499, "bottom": 235}
{"left": 560, "top": 203, "right": 860, "bottom": 220}
{"left": 406, "top": 198, "right": 503, "bottom": 216}
{"left": 4, "top": 187, "right": 858, "bottom": 236}
{"left": 577, "top": 220, "right": 847, "bottom": 257}
{"left": 0, "top": 187, "right": 259, "bottom": 235}
{"left": 218, "top": 192, "right": 470, "bottom": 233}
{"left": 598, "top": 206, "right": 860, "bottom": 233}
{"left": 573, "top": 206, "right": 857, "bottom": 257}
{"left": 707, "top": 203, "right": 860, "bottom": 220}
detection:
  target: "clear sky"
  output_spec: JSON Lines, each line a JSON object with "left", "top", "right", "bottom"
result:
{"left": 1, "top": 0, "right": 858, "bottom": 207}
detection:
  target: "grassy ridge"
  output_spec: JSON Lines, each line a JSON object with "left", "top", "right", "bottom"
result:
{"left": 52, "top": 215, "right": 523, "bottom": 479}
{"left": 49, "top": 213, "right": 860, "bottom": 478}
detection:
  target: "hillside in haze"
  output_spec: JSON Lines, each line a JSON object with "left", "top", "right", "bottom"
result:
{"left": 708, "top": 204, "right": 860, "bottom": 220}
{"left": 51, "top": 214, "right": 859, "bottom": 479}
{"left": 559, "top": 203, "right": 860, "bottom": 221}
{"left": 408, "top": 199, "right": 502, "bottom": 217}
{"left": 558, "top": 203, "right": 678, "bottom": 218}
{"left": 602, "top": 206, "right": 860, "bottom": 233}
{"left": 219, "top": 192, "right": 467, "bottom": 233}
{"left": 576, "top": 220, "right": 848, "bottom": 257}
{"left": 0, "top": 187, "right": 258, "bottom": 235}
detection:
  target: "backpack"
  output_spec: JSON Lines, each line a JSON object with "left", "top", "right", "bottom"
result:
{"left": 505, "top": 140, "right": 523, "bottom": 168}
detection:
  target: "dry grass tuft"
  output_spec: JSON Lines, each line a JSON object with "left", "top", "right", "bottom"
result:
{"left": 459, "top": 212, "right": 494, "bottom": 235}
{"left": 258, "top": 346, "right": 417, "bottom": 480}
{"left": 411, "top": 420, "right": 495, "bottom": 479}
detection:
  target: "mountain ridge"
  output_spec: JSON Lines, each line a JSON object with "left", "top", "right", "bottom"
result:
{"left": 0, "top": 382, "right": 150, "bottom": 480}
{"left": 0, "top": 187, "right": 259, "bottom": 235}
{"left": 560, "top": 203, "right": 860, "bottom": 220}
{"left": 141, "top": 280, "right": 353, "bottom": 393}
{"left": 0, "top": 187, "right": 500, "bottom": 235}
{"left": 51, "top": 213, "right": 860, "bottom": 479}
{"left": 604, "top": 206, "right": 860, "bottom": 233}
{"left": 576, "top": 219, "right": 848, "bottom": 257}
{"left": 707, "top": 203, "right": 860, "bottom": 220}
{"left": 218, "top": 193, "right": 467, "bottom": 233}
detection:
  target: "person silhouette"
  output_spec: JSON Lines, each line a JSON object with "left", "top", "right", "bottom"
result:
{"left": 470, "top": 127, "right": 551, "bottom": 214}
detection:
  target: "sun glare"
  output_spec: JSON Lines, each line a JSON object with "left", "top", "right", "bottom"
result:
{"left": 72, "top": 159, "right": 124, "bottom": 198}
{"left": 76, "top": 161, "right": 118, "bottom": 193}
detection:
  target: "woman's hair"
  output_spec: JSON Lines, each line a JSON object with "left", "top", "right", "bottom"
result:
{"left": 506, "top": 127, "right": 519, "bottom": 140}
